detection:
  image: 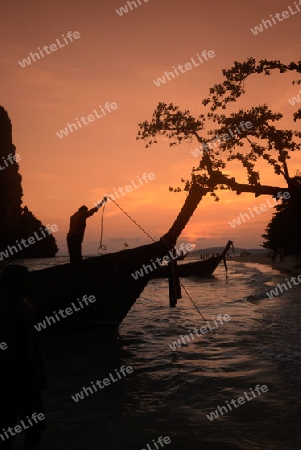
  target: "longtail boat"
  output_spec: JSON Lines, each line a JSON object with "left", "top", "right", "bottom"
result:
{"left": 175, "top": 250, "right": 190, "bottom": 261}
{"left": 26, "top": 184, "right": 208, "bottom": 331}
{"left": 152, "top": 240, "right": 233, "bottom": 278}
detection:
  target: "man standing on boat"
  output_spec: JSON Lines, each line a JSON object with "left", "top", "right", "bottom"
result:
{"left": 67, "top": 198, "right": 106, "bottom": 264}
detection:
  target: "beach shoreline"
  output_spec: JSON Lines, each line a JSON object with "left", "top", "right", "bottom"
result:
{"left": 228, "top": 253, "right": 301, "bottom": 275}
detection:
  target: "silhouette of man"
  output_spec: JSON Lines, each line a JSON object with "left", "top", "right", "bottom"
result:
{"left": 67, "top": 199, "right": 106, "bottom": 263}
{"left": 0, "top": 265, "right": 46, "bottom": 450}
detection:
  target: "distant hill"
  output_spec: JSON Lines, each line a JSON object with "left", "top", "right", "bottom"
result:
{"left": 190, "top": 247, "right": 266, "bottom": 256}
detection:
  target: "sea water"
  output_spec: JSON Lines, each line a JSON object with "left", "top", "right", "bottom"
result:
{"left": 12, "top": 258, "right": 301, "bottom": 449}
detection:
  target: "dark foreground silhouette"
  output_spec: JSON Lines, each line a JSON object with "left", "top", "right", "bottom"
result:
{"left": 0, "top": 265, "right": 46, "bottom": 449}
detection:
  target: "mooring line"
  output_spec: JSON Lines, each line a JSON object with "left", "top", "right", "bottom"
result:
{"left": 107, "top": 197, "right": 207, "bottom": 321}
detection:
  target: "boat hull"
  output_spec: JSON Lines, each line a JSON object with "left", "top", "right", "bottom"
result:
{"left": 28, "top": 239, "right": 172, "bottom": 331}
{"left": 152, "top": 255, "right": 224, "bottom": 278}
{"left": 25, "top": 240, "right": 232, "bottom": 330}
{"left": 152, "top": 240, "right": 233, "bottom": 279}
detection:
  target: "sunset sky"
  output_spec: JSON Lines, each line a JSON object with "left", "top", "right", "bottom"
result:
{"left": 1, "top": 0, "right": 300, "bottom": 255}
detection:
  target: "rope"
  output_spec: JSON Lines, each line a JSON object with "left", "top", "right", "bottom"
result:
{"left": 108, "top": 198, "right": 156, "bottom": 243}
{"left": 98, "top": 202, "right": 107, "bottom": 253}
{"left": 179, "top": 280, "right": 207, "bottom": 321}
{"left": 105, "top": 197, "right": 207, "bottom": 320}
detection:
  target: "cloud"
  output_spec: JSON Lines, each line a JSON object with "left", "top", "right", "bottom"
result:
{"left": 108, "top": 237, "right": 141, "bottom": 243}
{"left": 27, "top": 173, "right": 57, "bottom": 180}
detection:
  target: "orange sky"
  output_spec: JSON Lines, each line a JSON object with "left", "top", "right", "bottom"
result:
{"left": 0, "top": 0, "right": 300, "bottom": 255}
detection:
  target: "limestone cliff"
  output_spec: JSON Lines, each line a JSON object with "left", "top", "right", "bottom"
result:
{"left": 0, "top": 106, "right": 58, "bottom": 259}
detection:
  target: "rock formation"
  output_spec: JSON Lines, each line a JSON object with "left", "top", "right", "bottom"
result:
{"left": 0, "top": 106, "right": 58, "bottom": 260}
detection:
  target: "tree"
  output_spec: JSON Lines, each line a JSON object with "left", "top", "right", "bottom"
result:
{"left": 137, "top": 58, "right": 301, "bottom": 201}
{"left": 262, "top": 174, "right": 301, "bottom": 253}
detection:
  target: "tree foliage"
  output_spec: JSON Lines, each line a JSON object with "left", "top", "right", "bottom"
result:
{"left": 137, "top": 58, "right": 301, "bottom": 201}
{"left": 262, "top": 175, "right": 301, "bottom": 253}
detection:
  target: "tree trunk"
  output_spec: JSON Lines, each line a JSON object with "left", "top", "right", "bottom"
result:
{"left": 162, "top": 183, "right": 207, "bottom": 248}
